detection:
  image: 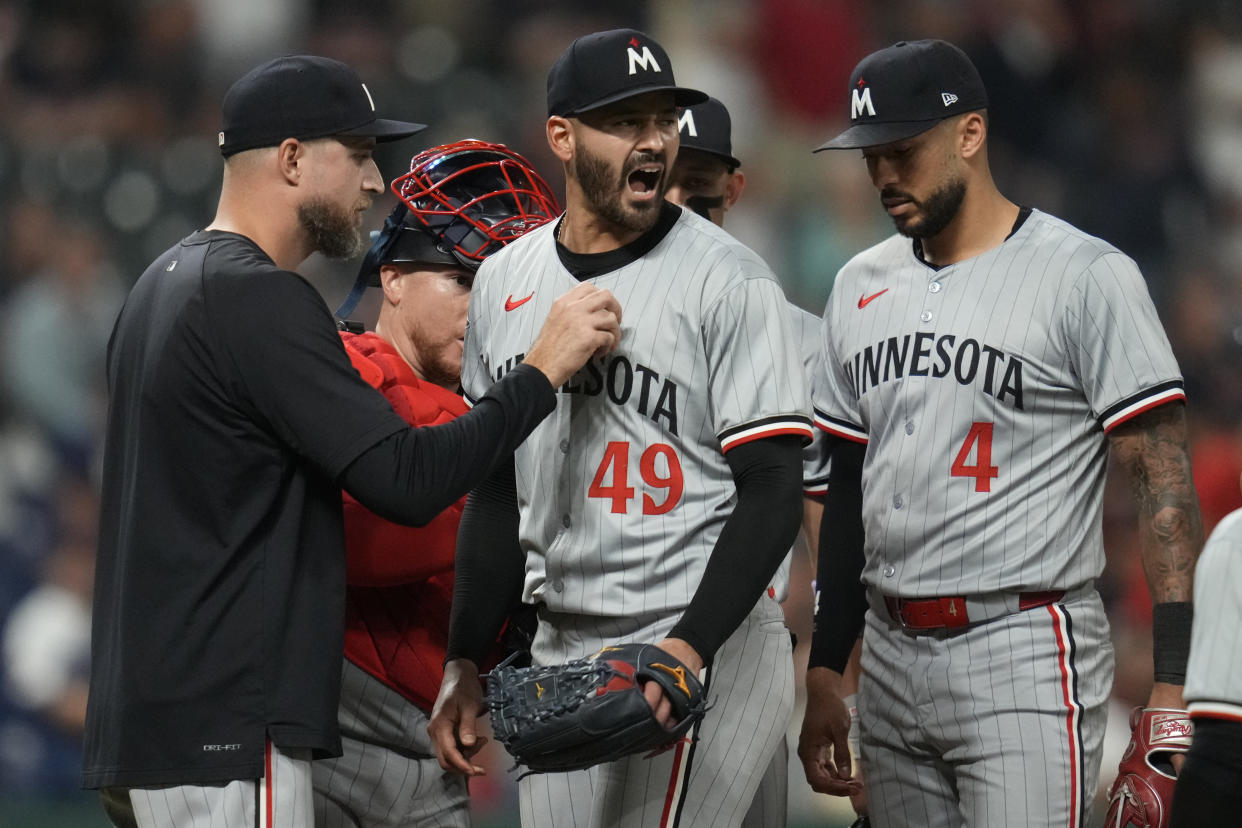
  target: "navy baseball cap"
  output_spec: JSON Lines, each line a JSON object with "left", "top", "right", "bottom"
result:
{"left": 678, "top": 96, "right": 741, "bottom": 169}
{"left": 547, "top": 28, "right": 707, "bottom": 118}
{"left": 219, "top": 55, "right": 427, "bottom": 157}
{"left": 815, "top": 39, "right": 988, "bottom": 151}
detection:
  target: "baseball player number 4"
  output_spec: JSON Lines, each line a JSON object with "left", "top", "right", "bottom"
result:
{"left": 951, "top": 422, "right": 999, "bottom": 492}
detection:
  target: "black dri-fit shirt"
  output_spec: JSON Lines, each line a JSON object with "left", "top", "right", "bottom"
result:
{"left": 83, "top": 230, "right": 409, "bottom": 788}
{"left": 83, "top": 230, "right": 554, "bottom": 788}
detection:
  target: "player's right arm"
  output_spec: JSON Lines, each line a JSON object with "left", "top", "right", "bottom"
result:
{"left": 799, "top": 435, "right": 867, "bottom": 797}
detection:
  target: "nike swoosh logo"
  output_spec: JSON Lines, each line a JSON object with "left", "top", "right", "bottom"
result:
{"left": 505, "top": 293, "right": 534, "bottom": 312}
{"left": 858, "top": 289, "right": 889, "bottom": 309}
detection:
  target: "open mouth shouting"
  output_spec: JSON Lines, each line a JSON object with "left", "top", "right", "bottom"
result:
{"left": 626, "top": 162, "right": 664, "bottom": 201}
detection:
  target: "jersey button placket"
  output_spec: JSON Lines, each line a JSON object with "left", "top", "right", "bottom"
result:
{"left": 921, "top": 279, "right": 942, "bottom": 325}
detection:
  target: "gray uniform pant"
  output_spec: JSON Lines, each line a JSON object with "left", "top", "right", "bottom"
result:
{"left": 860, "top": 590, "right": 1112, "bottom": 828}
{"left": 518, "top": 596, "right": 794, "bottom": 827}
{"left": 312, "top": 660, "right": 469, "bottom": 827}
{"left": 101, "top": 740, "right": 313, "bottom": 828}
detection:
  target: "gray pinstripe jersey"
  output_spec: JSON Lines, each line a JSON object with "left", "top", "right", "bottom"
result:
{"left": 1185, "top": 508, "right": 1242, "bottom": 718}
{"left": 765, "top": 304, "right": 832, "bottom": 604}
{"left": 812, "top": 208, "right": 1184, "bottom": 597}
{"left": 791, "top": 303, "right": 832, "bottom": 496}
{"left": 462, "top": 209, "right": 812, "bottom": 617}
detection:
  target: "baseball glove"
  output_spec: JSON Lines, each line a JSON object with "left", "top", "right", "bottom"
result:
{"left": 484, "top": 642, "right": 708, "bottom": 775}
{"left": 1103, "top": 707, "right": 1193, "bottom": 828}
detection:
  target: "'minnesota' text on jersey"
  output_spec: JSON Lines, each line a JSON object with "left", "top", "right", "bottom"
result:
{"left": 812, "top": 208, "right": 1184, "bottom": 597}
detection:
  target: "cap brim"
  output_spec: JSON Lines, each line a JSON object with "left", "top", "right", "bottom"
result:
{"left": 568, "top": 85, "right": 708, "bottom": 117}
{"left": 679, "top": 145, "right": 741, "bottom": 170}
{"left": 813, "top": 118, "right": 942, "bottom": 151}
{"left": 340, "top": 118, "right": 429, "bottom": 142}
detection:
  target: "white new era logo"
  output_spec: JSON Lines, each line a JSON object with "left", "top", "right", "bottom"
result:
{"left": 942, "top": 92, "right": 958, "bottom": 107}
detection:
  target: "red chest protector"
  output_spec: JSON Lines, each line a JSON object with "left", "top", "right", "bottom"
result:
{"left": 338, "top": 332, "right": 471, "bottom": 712}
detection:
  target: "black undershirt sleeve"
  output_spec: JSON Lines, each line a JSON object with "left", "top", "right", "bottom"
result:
{"left": 807, "top": 438, "right": 868, "bottom": 672}
{"left": 444, "top": 456, "right": 524, "bottom": 665}
{"left": 1169, "top": 718, "right": 1242, "bottom": 823}
{"left": 337, "top": 363, "right": 553, "bottom": 526}
{"left": 668, "top": 435, "right": 804, "bottom": 661}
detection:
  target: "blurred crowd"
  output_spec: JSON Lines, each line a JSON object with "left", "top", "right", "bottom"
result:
{"left": 1, "top": 0, "right": 1240, "bottom": 824}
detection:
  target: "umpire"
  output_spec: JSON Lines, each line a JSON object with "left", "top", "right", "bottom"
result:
{"left": 82, "top": 55, "right": 620, "bottom": 828}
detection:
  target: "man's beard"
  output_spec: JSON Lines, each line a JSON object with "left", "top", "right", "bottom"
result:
{"left": 418, "top": 340, "right": 461, "bottom": 389}
{"left": 573, "top": 144, "right": 664, "bottom": 234}
{"left": 885, "top": 176, "right": 967, "bottom": 239}
{"left": 299, "top": 198, "right": 363, "bottom": 259}
{"left": 409, "top": 327, "right": 462, "bottom": 389}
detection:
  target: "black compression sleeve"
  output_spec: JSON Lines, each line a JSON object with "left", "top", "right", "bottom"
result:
{"left": 668, "top": 435, "right": 804, "bottom": 661}
{"left": 444, "top": 457, "right": 525, "bottom": 665}
{"left": 337, "top": 363, "right": 553, "bottom": 526}
{"left": 1170, "top": 718, "right": 1242, "bottom": 825}
{"left": 807, "top": 438, "right": 868, "bottom": 672}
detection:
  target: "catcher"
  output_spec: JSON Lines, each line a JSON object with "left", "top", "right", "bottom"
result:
{"left": 313, "top": 140, "right": 562, "bottom": 827}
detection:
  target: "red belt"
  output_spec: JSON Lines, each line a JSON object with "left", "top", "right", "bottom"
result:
{"left": 884, "top": 590, "right": 1065, "bottom": 631}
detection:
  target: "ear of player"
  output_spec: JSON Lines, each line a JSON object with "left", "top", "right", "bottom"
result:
{"left": 483, "top": 642, "right": 708, "bottom": 776}
{"left": 1103, "top": 707, "right": 1193, "bottom": 828}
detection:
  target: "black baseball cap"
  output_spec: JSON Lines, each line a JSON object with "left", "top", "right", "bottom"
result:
{"left": 219, "top": 55, "right": 427, "bottom": 157}
{"left": 678, "top": 96, "right": 741, "bottom": 169}
{"left": 815, "top": 39, "right": 988, "bottom": 151}
{"left": 547, "top": 28, "right": 707, "bottom": 118}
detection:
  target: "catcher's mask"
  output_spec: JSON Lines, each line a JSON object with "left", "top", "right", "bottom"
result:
{"left": 337, "top": 139, "right": 560, "bottom": 318}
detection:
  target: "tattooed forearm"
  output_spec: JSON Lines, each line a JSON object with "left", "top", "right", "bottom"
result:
{"left": 1108, "top": 402, "right": 1203, "bottom": 603}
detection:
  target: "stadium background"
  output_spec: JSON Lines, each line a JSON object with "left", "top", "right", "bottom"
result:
{"left": 0, "top": 1, "right": 1240, "bottom": 826}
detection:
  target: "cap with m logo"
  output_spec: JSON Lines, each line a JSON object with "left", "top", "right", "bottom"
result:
{"left": 546, "top": 28, "right": 707, "bottom": 118}
{"left": 677, "top": 96, "right": 741, "bottom": 169}
{"left": 815, "top": 39, "right": 988, "bottom": 151}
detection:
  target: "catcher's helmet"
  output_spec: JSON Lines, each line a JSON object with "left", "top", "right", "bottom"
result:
{"left": 358, "top": 139, "right": 560, "bottom": 286}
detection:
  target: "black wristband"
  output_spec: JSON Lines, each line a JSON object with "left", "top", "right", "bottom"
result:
{"left": 1152, "top": 601, "right": 1193, "bottom": 685}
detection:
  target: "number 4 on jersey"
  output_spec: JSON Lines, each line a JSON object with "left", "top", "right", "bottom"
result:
{"left": 589, "top": 441, "right": 684, "bottom": 515}
{"left": 951, "top": 422, "right": 999, "bottom": 492}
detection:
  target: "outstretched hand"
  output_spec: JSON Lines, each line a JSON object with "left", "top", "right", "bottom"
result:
{"left": 798, "top": 666, "right": 863, "bottom": 797}
{"left": 428, "top": 658, "right": 489, "bottom": 776}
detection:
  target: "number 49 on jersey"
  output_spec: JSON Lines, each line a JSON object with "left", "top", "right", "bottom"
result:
{"left": 589, "top": 440, "right": 684, "bottom": 515}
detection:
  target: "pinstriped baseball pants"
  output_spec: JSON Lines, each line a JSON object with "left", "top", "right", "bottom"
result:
{"left": 100, "top": 739, "right": 313, "bottom": 828}
{"left": 859, "top": 590, "right": 1112, "bottom": 828}
{"left": 518, "top": 596, "right": 794, "bottom": 827}
{"left": 311, "top": 660, "right": 469, "bottom": 827}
